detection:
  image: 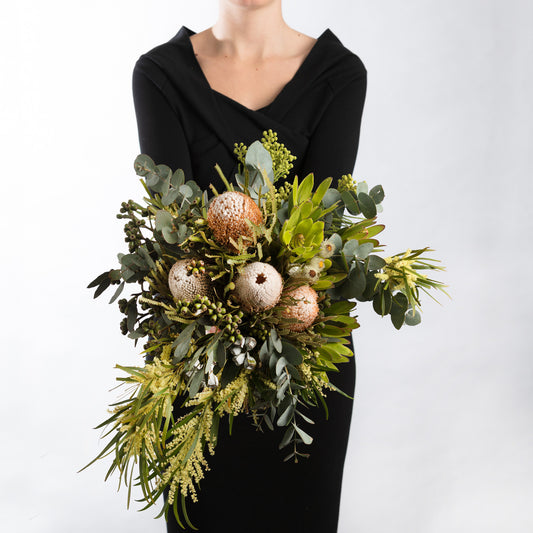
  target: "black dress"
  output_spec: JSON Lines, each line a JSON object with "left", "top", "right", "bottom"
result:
{"left": 132, "top": 25, "right": 367, "bottom": 533}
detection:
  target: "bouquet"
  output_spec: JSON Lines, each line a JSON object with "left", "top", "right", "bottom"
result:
{"left": 83, "top": 130, "right": 447, "bottom": 528}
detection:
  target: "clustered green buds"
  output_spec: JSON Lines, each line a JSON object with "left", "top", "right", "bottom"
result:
{"left": 338, "top": 174, "right": 357, "bottom": 193}
{"left": 117, "top": 200, "right": 149, "bottom": 252}
{"left": 186, "top": 259, "right": 206, "bottom": 276}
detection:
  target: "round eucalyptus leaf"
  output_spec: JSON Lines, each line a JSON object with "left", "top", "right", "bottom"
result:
{"left": 369, "top": 184, "right": 385, "bottom": 204}
{"left": 358, "top": 192, "right": 377, "bottom": 219}
{"left": 322, "top": 189, "right": 341, "bottom": 209}
{"left": 404, "top": 308, "right": 422, "bottom": 326}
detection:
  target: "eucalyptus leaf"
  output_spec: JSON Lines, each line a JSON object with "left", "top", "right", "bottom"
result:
{"left": 342, "top": 240, "right": 359, "bottom": 261}
{"left": 355, "top": 242, "right": 374, "bottom": 260}
{"left": 358, "top": 192, "right": 377, "bottom": 219}
{"left": 356, "top": 181, "right": 368, "bottom": 195}
{"left": 188, "top": 370, "right": 204, "bottom": 398}
{"left": 172, "top": 323, "right": 196, "bottom": 363}
{"left": 367, "top": 255, "right": 387, "bottom": 270}
{"left": 276, "top": 403, "right": 295, "bottom": 427}
{"left": 108, "top": 281, "right": 125, "bottom": 304}
{"left": 340, "top": 190, "right": 360, "bottom": 216}
{"left": 369, "top": 184, "right": 385, "bottom": 204}
{"left": 155, "top": 210, "right": 173, "bottom": 231}
{"left": 171, "top": 168, "right": 185, "bottom": 188}
{"left": 322, "top": 189, "right": 341, "bottom": 209}
{"left": 294, "top": 425, "right": 313, "bottom": 445}
{"left": 179, "top": 184, "right": 193, "bottom": 198}
{"left": 133, "top": 154, "right": 156, "bottom": 176}
{"left": 404, "top": 308, "right": 422, "bottom": 326}
{"left": 270, "top": 328, "right": 282, "bottom": 352}
{"left": 280, "top": 341, "right": 303, "bottom": 365}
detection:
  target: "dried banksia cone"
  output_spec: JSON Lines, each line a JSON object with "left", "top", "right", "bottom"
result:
{"left": 280, "top": 285, "right": 319, "bottom": 332}
{"left": 207, "top": 191, "right": 263, "bottom": 252}
{"left": 168, "top": 259, "right": 213, "bottom": 302}
{"left": 233, "top": 262, "right": 283, "bottom": 313}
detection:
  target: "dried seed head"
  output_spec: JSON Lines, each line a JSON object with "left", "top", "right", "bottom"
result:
{"left": 280, "top": 284, "right": 319, "bottom": 332}
{"left": 168, "top": 259, "right": 213, "bottom": 302}
{"left": 233, "top": 262, "right": 283, "bottom": 313}
{"left": 207, "top": 191, "right": 263, "bottom": 252}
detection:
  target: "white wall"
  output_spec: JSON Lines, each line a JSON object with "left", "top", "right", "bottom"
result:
{"left": 1, "top": 1, "right": 531, "bottom": 531}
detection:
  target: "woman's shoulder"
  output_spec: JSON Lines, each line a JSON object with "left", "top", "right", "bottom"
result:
{"left": 133, "top": 26, "right": 193, "bottom": 85}
{"left": 319, "top": 28, "right": 367, "bottom": 79}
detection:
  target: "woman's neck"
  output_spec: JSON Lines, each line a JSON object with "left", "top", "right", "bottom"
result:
{"left": 212, "top": 0, "right": 292, "bottom": 61}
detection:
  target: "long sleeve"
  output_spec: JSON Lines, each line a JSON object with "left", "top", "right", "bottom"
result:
{"left": 132, "top": 63, "right": 193, "bottom": 177}
{"left": 299, "top": 69, "right": 367, "bottom": 187}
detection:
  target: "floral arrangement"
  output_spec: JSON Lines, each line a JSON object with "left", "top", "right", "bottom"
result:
{"left": 83, "top": 130, "right": 447, "bottom": 528}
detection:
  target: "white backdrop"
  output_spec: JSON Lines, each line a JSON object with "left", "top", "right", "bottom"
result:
{"left": 1, "top": 1, "right": 531, "bottom": 532}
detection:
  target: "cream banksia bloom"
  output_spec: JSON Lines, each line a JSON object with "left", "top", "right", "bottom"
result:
{"left": 280, "top": 284, "right": 319, "bottom": 332}
{"left": 168, "top": 259, "right": 213, "bottom": 301}
{"left": 233, "top": 262, "right": 283, "bottom": 313}
{"left": 206, "top": 191, "right": 263, "bottom": 252}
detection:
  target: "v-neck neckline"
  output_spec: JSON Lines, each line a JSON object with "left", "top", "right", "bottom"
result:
{"left": 179, "top": 26, "right": 331, "bottom": 113}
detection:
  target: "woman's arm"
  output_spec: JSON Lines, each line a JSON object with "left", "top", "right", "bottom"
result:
{"left": 299, "top": 69, "right": 367, "bottom": 187}
{"left": 132, "top": 64, "right": 194, "bottom": 177}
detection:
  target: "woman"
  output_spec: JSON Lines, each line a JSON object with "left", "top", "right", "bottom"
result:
{"left": 132, "top": 1, "right": 367, "bottom": 531}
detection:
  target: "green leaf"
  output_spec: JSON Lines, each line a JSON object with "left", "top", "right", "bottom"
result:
{"left": 324, "top": 300, "right": 356, "bottom": 316}
{"left": 341, "top": 190, "right": 360, "bottom": 215}
{"left": 245, "top": 140, "right": 274, "bottom": 181}
{"left": 188, "top": 370, "right": 204, "bottom": 398}
{"left": 356, "top": 181, "right": 369, "bottom": 194}
{"left": 322, "top": 189, "right": 341, "bottom": 209}
{"left": 345, "top": 265, "right": 366, "bottom": 299}
{"left": 404, "top": 308, "right": 422, "bottom": 326}
{"left": 270, "top": 328, "right": 282, "bottom": 352}
{"left": 355, "top": 242, "right": 374, "bottom": 260}
{"left": 172, "top": 323, "right": 196, "bottom": 363}
{"left": 358, "top": 192, "right": 377, "bottom": 219}
{"left": 390, "top": 292, "right": 409, "bottom": 329}
{"left": 278, "top": 426, "right": 295, "bottom": 449}
{"left": 277, "top": 403, "right": 295, "bottom": 426}
{"left": 312, "top": 177, "right": 332, "bottom": 205}
{"left": 171, "top": 168, "right": 185, "bottom": 188}
{"left": 297, "top": 173, "right": 314, "bottom": 202}
{"left": 369, "top": 184, "right": 385, "bottom": 204}
{"left": 87, "top": 271, "right": 110, "bottom": 289}
{"left": 280, "top": 341, "right": 303, "bottom": 365}
{"left": 162, "top": 226, "right": 179, "bottom": 244}
{"left": 372, "top": 289, "right": 392, "bottom": 316}
{"left": 294, "top": 425, "right": 313, "bottom": 445}
{"left": 275, "top": 356, "right": 289, "bottom": 377}
{"left": 342, "top": 240, "right": 359, "bottom": 261}
{"left": 155, "top": 210, "right": 173, "bottom": 231}
{"left": 126, "top": 301, "right": 137, "bottom": 332}
{"left": 108, "top": 281, "right": 125, "bottom": 304}
{"left": 367, "top": 255, "right": 387, "bottom": 270}
{"left": 161, "top": 188, "right": 181, "bottom": 206}
{"left": 179, "top": 184, "right": 193, "bottom": 198}
{"left": 134, "top": 154, "right": 156, "bottom": 176}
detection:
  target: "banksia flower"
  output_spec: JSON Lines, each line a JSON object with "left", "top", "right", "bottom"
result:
{"left": 280, "top": 284, "right": 319, "bottom": 332}
{"left": 233, "top": 262, "right": 283, "bottom": 313}
{"left": 207, "top": 191, "right": 263, "bottom": 252}
{"left": 168, "top": 259, "right": 213, "bottom": 302}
